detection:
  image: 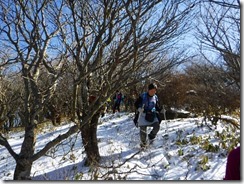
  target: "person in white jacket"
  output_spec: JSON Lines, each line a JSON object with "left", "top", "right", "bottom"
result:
{"left": 134, "top": 83, "right": 162, "bottom": 148}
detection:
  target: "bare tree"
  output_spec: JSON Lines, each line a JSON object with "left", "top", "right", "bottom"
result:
{"left": 0, "top": 0, "right": 79, "bottom": 180}
{"left": 196, "top": 0, "right": 240, "bottom": 89}
{"left": 60, "top": 0, "right": 195, "bottom": 166}
{"left": 0, "top": 71, "right": 23, "bottom": 132}
{"left": 184, "top": 60, "right": 240, "bottom": 118}
{"left": 0, "top": 0, "right": 196, "bottom": 179}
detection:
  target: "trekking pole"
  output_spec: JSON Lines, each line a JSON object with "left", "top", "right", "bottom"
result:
{"left": 162, "top": 105, "right": 168, "bottom": 136}
{"left": 163, "top": 105, "right": 166, "bottom": 121}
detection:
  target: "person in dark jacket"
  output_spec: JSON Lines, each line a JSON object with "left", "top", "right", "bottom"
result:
{"left": 224, "top": 146, "right": 240, "bottom": 180}
{"left": 134, "top": 83, "right": 161, "bottom": 148}
{"left": 113, "top": 90, "right": 123, "bottom": 113}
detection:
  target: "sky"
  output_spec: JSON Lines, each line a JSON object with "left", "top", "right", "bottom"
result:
{"left": 0, "top": 111, "right": 240, "bottom": 182}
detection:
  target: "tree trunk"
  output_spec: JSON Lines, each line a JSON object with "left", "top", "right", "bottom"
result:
{"left": 14, "top": 158, "right": 33, "bottom": 180}
{"left": 80, "top": 113, "right": 101, "bottom": 166}
{"left": 71, "top": 83, "right": 78, "bottom": 121}
{"left": 14, "top": 123, "right": 36, "bottom": 180}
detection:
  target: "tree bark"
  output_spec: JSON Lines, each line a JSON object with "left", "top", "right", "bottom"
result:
{"left": 71, "top": 83, "right": 78, "bottom": 121}
{"left": 14, "top": 158, "right": 32, "bottom": 180}
{"left": 80, "top": 112, "right": 100, "bottom": 166}
{"left": 14, "top": 123, "right": 36, "bottom": 180}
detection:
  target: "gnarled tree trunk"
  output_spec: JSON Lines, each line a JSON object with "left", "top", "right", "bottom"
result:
{"left": 80, "top": 112, "right": 100, "bottom": 166}
{"left": 14, "top": 123, "right": 36, "bottom": 180}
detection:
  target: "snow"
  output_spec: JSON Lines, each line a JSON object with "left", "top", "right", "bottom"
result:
{"left": 0, "top": 112, "right": 240, "bottom": 181}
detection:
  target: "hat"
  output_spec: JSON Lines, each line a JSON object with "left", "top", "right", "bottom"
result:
{"left": 148, "top": 83, "right": 157, "bottom": 90}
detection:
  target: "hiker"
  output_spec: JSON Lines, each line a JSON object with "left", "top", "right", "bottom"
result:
{"left": 101, "top": 98, "right": 111, "bottom": 117}
{"left": 134, "top": 83, "right": 162, "bottom": 148}
{"left": 224, "top": 146, "right": 240, "bottom": 180}
{"left": 112, "top": 90, "right": 123, "bottom": 113}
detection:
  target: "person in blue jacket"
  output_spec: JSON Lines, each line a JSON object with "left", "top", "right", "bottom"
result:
{"left": 134, "top": 83, "right": 162, "bottom": 148}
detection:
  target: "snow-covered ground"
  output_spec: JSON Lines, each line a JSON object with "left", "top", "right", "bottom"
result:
{"left": 0, "top": 112, "right": 240, "bottom": 181}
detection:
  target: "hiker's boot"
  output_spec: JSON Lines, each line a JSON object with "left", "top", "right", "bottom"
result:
{"left": 140, "top": 142, "right": 147, "bottom": 149}
{"left": 148, "top": 133, "right": 156, "bottom": 144}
